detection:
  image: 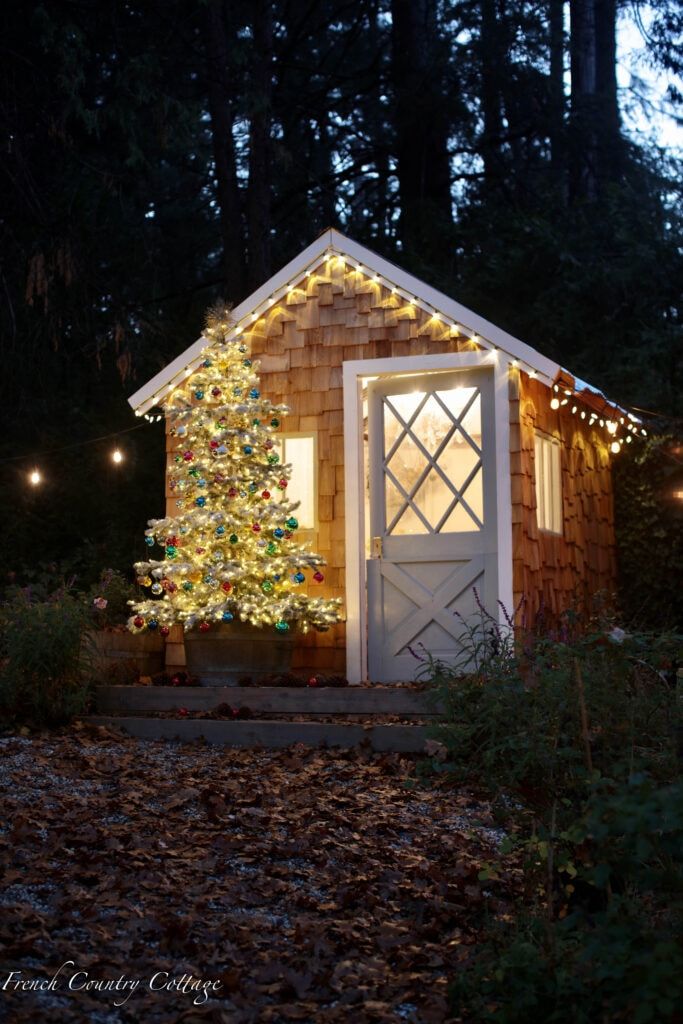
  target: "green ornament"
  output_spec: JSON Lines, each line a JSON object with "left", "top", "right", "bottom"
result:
{"left": 166, "top": 545, "right": 177, "bottom": 558}
{"left": 183, "top": 581, "right": 193, "bottom": 592}
{"left": 188, "top": 468, "right": 199, "bottom": 478}
{"left": 174, "top": 455, "right": 182, "bottom": 463}
{"left": 262, "top": 581, "right": 273, "bottom": 593}
{"left": 267, "top": 454, "right": 279, "bottom": 465}
{"left": 266, "top": 542, "right": 278, "bottom": 556}
{"left": 229, "top": 534, "right": 238, "bottom": 544}
{"left": 286, "top": 517, "right": 298, "bottom": 530}
{"left": 270, "top": 418, "right": 280, "bottom": 428}
{"left": 275, "top": 621, "right": 290, "bottom": 634}
{"left": 252, "top": 418, "right": 260, "bottom": 427}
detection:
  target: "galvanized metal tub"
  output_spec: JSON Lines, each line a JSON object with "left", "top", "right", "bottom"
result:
{"left": 184, "top": 621, "right": 296, "bottom": 685}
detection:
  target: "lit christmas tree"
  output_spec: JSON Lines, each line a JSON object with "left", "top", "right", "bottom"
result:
{"left": 128, "top": 308, "right": 342, "bottom": 637}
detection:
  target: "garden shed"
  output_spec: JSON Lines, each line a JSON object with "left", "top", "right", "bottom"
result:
{"left": 129, "top": 229, "right": 636, "bottom": 684}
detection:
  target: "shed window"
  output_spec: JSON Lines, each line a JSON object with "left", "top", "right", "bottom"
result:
{"left": 275, "top": 434, "right": 316, "bottom": 529}
{"left": 534, "top": 432, "right": 562, "bottom": 534}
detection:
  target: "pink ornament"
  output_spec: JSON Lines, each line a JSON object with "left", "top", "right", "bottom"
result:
{"left": 183, "top": 451, "right": 194, "bottom": 461}
{"left": 313, "top": 572, "right": 324, "bottom": 583}
{"left": 160, "top": 626, "right": 170, "bottom": 637}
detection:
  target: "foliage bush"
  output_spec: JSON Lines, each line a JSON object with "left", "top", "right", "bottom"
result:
{"left": 418, "top": 604, "right": 682, "bottom": 1023}
{"left": 0, "top": 585, "right": 94, "bottom": 728}
{"left": 86, "top": 567, "right": 139, "bottom": 629}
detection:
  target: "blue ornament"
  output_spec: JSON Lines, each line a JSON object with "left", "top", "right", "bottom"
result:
{"left": 275, "top": 621, "right": 290, "bottom": 634}
{"left": 197, "top": 478, "right": 206, "bottom": 488}
{"left": 179, "top": 527, "right": 188, "bottom": 534}
{"left": 203, "top": 359, "right": 212, "bottom": 367}
{"left": 273, "top": 574, "right": 281, "bottom": 581}
{"left": 166, "top": 545, "right": 177, "bottom": 558}
{"left": 216, "top": 525, "right": 225, "bottom": 536}
{"left": 233, "top": 387, "right": 242, "bottom": 397}
{"left": 243, "top": 445, "right": 252, "bottom": 455}
{"left": 243, "top": 359, "right": 252, "bottom": 367}
{"left": 194, "top": 390, "right": 204, "bottom": 400}
{"left": 248, "top": 483, "right": 257, "bottom": 492}
{"left": 217, "top": 445, "right": 227, "bottom": 455}
{"left": 204, "top": 575, "right": 214, "bottom": 584}
{"left": 222, "top": 611, "right": 234, "bottom": 622}
{"left": 147, "top": 619, "right": 159, "bottom": 630}
{"left": 294, "top": 572, "right": 305, "bottom": 584}
{"left": 249, "top": 388, "right": 260, "bottom": 399}
{"left": 195, "top": 496, "right": 206, "bottom": 507}
{"left": 145, "top": 536, "right": 155, "bottom": 547}
{"left": 274, "top": 528, "right": 284, "bottom": 539}
{"left": 239, "top": 344, "right": 247, "bottom": 353}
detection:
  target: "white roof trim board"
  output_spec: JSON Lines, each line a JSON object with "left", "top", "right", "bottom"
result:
{"left": 127, "top": 228, "right": 617, "bottom": 418}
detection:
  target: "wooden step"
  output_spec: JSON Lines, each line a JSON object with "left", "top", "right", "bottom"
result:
{"left": 94, "top": 685, "right": 442, "bottom": 716}
{"left": 84, "top": 716, "right": 432, "bottom": 752}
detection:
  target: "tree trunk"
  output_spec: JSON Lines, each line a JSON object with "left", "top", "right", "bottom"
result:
{"left": 569, "top": 0, "right": 621, "bottom": 201}
{"left": 204, "top": 0, "right": 245, "bottom": 299}
{"left": 247, "top": 0, "right": 273, "bottom": 289}
{"left": 549, "top": 0, "right": 565, "bottom": 189}
{"left": 480, "top": 0, "right": 504, "bottom": 186}
{"left": 391, "top": 0, "right": 452, "bottom": 265}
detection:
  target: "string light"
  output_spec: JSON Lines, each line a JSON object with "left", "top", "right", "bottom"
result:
{"left": 112, "top": 449, "right": 124, "bottom": 464}
{"left": 29, "top": 469, "right": 42, "bottom": 486}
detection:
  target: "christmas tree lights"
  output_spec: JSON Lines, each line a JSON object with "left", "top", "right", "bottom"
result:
{"left": 128, "top": 308, "right": 342, "bottom": 636}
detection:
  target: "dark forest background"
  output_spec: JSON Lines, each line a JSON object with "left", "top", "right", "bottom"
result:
{"left": 1, "top": 0, "right": 681, "bottom": 618}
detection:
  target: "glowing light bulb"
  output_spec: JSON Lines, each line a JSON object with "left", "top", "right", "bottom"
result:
{"left": 610, "top": 440, "right": 621, "bottom": 454}
{"left": 29, "top": 469, "right": 41, "bottom": 486}
{"left": 550, "top": 397, "right": 560, "bottom": 410}
{"left": 112, "top": 449, "right": 124, "bottom": 464}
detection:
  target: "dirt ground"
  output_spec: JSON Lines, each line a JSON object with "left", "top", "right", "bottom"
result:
{"left": 0, "top": 726, "right": 512, "bottom": 1023}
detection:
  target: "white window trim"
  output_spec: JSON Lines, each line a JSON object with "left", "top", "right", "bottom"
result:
{"left": 534, "top": 430, "right": 563, "bottom": 535}
{"left": 276, "top": 431, "right": 318, "bottom": 532}
{"left": 343, "top": 351, "right": 514, "bottom": 684}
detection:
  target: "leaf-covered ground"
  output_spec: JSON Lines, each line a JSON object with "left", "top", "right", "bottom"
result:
{"left": 0, "top": 727, "right": 514, "bottom": 1023}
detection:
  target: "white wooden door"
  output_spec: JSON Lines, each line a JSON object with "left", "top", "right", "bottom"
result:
{"left": 366, "top": 369, "right": 498, "bottom": 681}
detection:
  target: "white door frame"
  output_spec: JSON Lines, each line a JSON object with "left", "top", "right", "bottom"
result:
{"left": 342, "top": 351, "right": 514, "bottom": 684}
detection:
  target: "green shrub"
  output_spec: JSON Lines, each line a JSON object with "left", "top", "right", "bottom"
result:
{"left": 417, "top": 606, "right": 682, "bottom": 1022}
{"left": 0, "top": 586, "right": 94, "bottom": 727}
{"left": 86, "top": 567, "right": 138, "bottom": 629}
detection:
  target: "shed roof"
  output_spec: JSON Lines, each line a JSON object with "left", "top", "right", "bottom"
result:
{"left": 128, "top": 228, "right": 632, "bottom": 426}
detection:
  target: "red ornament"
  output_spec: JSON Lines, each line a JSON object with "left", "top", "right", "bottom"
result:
{"left": 210, "top": 440, "right": 220, "bottom": 450}
{"left": 279, "top": 479, "right": 287, "bottom": 489}
{"left": 252, "top": 523, "right": 261, "bottom": 533}
{"left": 196, "top": 547, "right": 205, "bottom": 554}
{"left": 313, "top": 571, "right": 324, "bottom": 583}
{"left": 284, "top": 531, "right": 292, "bottom": 539}
{"left": 166, "top": 535, "right": 178, "bottom": 546}
{"left": 133, "top": 615, "right": 145, "bottom": 629}
{"left": 221, "top": 581, "right": 232, "bottom": 593}
{"left": 308, "top": 676, "right": 319, "bottom": 688}
{"left": 199, "top": 622, "right": 211, "bottom": 633}
{"left": 264, "top": 440, "right": 273, "bottom": 450}
{"left": 166, "top": 582, "right": 178, "bottom": 593}
{"left": 211, "top": 387, "right": 222, "bottom": 398}
{"left": 171, "top": 674, "right": 181, "bottom": 686}
{"left": 261, "top": 490, "right": 271, "bottom": 499}
{"left": 178, "top": 707, "right": 188, "bottom": 717}
{"left": 228, "top": 487, "right": 237, "bottom": 498}
{"left": 214, "top": 473, "right": 226, "bottom": 484}
{"left": 160, "top": 626, "right": 170, "bottom": 637}
{"left": 183, "top": 451, "right": 194, "bottom": 461}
